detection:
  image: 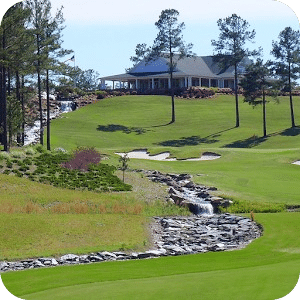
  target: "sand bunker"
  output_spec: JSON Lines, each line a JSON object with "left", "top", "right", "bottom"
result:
{"left": 292, "top": 160, "right": 300, "bottom": 165}
{"left": 116, "top": 149, "right": 221, "bottom": 161}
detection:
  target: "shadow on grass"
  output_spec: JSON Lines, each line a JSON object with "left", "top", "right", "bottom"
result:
{"left": 156, "top": 135, "right": 219, "bottom": 147}
{"left": 156, "top": 127, "right": 235, "bottom": 147}
{"left": 151, "top": 120, "right": 175, "bottom": 128}
{"left": 223, "top": 126, "right": 300, "bottom": 148}
{"left": 223, "top": 135, "right": 268, "bottom": 148}
{"left": 97, "top": 124, "right": 149, "bottom": 135}
{"left": 280, "top": 126, "right": 300, "bottom": 136}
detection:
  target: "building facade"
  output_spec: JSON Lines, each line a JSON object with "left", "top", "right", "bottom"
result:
{"left": 100, "top": 55, "right": 249, "bottom": 90}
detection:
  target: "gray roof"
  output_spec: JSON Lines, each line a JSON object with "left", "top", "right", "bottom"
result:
{"left": 100, "top": 54, "right": 251, "bottom": 81}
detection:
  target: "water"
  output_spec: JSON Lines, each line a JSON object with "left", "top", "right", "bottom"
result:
{"left": 59, "top": 101, "right": 74, "bottom": 113}
{"left": 182, "top": 187, "right": 214, "bottom": 215}
{"left": 24, "top": 100, "right": 75, "bottom": 145}
{"left": 24, "top": 111, "right": 60, "bottom": 146}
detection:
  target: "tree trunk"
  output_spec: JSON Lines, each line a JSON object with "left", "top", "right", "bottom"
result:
{"left": 7, "top": 68, "right": 11, "bottom": 96}
{"left": 0, "top": 30, "right": 8, "bottom": 151}
{"left": 288, "top": 63, "right": 295, "bottom": 128}
{"left": 170, "top": 51, "right": 175, "bottom": 123}
{"left": 0, "top": 66, "right": 8, "bottom": 151}
{"left": 37, "top": 32, "right": 43, "bottom": 145}
{"left": 262, "top": 87, "right": 267, "bottom": 137}
{"left": 234, "top": 63, "right": 239, "bottom": 127}
{"left": 16, "top": 71, "right": 21, "bottom": 145}
{"left": 21, "top": 75, "right": 25, "bottom": 145}
{"left": 38, "top": 68, "right": 43, "bottom": 145}
{"left": 46, "top": 69, "right": 50, "bottom": 150}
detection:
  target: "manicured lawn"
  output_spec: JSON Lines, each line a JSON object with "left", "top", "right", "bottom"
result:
{"left": 50, "top": 95, "right": 300, "bottom": 151}
{"left": 3, "top": 213, "right": 300, "bottom": 299}
{"left": 1, "top": 94, "right": 300, "bottom": 299}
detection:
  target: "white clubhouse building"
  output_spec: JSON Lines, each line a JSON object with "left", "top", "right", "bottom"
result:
{"left": 100, "top": 54, "right": 249, "bottom": 90}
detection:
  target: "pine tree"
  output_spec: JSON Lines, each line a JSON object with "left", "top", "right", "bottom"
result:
{"left": 25, "top": 0, "right": 72, "bottom": 149}
{"left": 212, "top": 14, "right": 258, "bottom": 128}
{"left": 0, "top": 2, "right": 33, "bottom": 150}
{"left": 240, "top": 59, "right": 274, "bottom": 137}
{"left": 270, "top": 27, "right": 300, "bottom": 128}
{"left": 130, "top": 9, "right": 194, "bottom": 123}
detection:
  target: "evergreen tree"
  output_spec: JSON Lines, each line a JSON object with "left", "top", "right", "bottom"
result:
{"left": 270, "top": 27, "right": 300, "bottom": 128}
{"left": 130, "top": 9, "right": 194, "bottom": 123}
{"left": 240, "top": 59, "right": 274, "bottom": 137}
{"left": 0, "top": 2, "right": 33, "bottom": 150}
{"left": 212, "top": 14, "right": 258, "bottom": 127}
{"left": 25, "top": 0, "right": 72, "bottom": 149}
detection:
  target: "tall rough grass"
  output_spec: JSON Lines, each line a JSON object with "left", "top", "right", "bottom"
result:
{"left": 218, "top": 198, "right": 286, "bottom": 213}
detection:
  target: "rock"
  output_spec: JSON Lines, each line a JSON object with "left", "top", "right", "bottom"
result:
{"left": 99, "top": 251, "right": 117, "bottom": 260}
{"left": 60, "top": 254, "right": 79, "bottom": 262}
{"left": 170, "top": 193, "right": 185, "bottom": 205}
{"left": 88, "top": 255, "right": 103, "bottom": 262}
{"left": 137, "top": 252, "right": 152, "bottom": 259}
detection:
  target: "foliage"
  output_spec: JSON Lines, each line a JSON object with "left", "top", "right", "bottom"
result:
{"left": 61, "top": 147, "right": 101, "bottom": 172}
{"left": 240, "top": 59, "right": 276, "bottom": 136}
{"left": 6, "top": 95, "right": 22, "bottom": 147}
{"left": 0, "top": 148, "right": 131, "bottom": 192}
{"left": 211, "top": 14, "right": 259, "bottom": 127}
{"left": 270, "top": 26, "right": 300, "bottom": 128}
{"left": 119, "top": 153, "right": 130, "bottom": 182}
{"left": 56, "top": 66, "right": 100, "bottom": 95}
{"left": 130, "top": 8, "right": 194, "bottom": 123}
{"left": 218, "top": 198, "right": 286, "bottom": 213}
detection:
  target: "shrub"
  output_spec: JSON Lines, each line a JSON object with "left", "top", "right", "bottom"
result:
{"left": 218, "top": 198, "right": 286, "bottom": 213}
{"left": 96, "top": 91, "right": 107, "bottom": 99}
{"left": 0, "top": 151, "right": 10, "bottom": 160}
{"left": 25, "top": 147, "right": 36, "bottom": 155}
{"left": 11, "top": 150, "right": 24, "bottom": 159}
{"left": 61, "top": 147, "right": 101, "bottom": 172}
{"left": 6, "top": 160, "right": 13, "bottom": 168}
{"left": 35, "top": 145, "right": 46, "bottom": 153}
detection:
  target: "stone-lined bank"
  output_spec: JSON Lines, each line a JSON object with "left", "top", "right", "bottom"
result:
{"left": 0, "top": 214, "right": 262, "bottom": 273}
{"left": 142, "top": 170, "right": 232, "bottom": 213}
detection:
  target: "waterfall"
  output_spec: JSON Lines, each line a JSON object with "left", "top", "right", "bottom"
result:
{"left": 59, "top": 101, "right": 74, "bottom": 113}
{"left": 182, "top": 187, "right": 214, "bottom": 215}
{"left": 24, "top": 101, "right": 74, "bottom": 145}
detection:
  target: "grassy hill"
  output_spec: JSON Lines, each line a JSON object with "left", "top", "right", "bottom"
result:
{"left": 49, "top": 94, "right": 300, "bottom": 205}
{"left": 2, "top": 94, "right": 300, "bottom": 299}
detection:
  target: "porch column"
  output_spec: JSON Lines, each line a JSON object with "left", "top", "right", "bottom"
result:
{"left": 152, "top": 78, "right": 155, "bottom": 89}
{"left": 187, "top": 77, "right": 192, "bottom": 87}
{"left": 119, "top": 81, "right": 122, "bottom": 88}
{"left": 135, "top": 79, "right": 138, "bottom": 89}
{"left": 184, "top": 77, "right": 187, "bottom": 87}
{"left": 208, "top": 79, "right": 211, "bottom": 88}
{"left": 199, "top": 78, "right": 202, "bottom": 87}
{"left": 219, "top": 79, "right": 224, "bottom": 88}
{"left": 100, "top": 79, "right": 106, "bottom": 90}
{"left": 168, "top": 78, "right": 171, "bottom": 89}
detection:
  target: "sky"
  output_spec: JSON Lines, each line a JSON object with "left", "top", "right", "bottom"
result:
{"left": 1, "top": 0, "right": 300, "bottom": 79}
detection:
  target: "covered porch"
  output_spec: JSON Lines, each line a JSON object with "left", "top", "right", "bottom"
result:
{"left": 100, "top": 73, "right": 227, "bottom": 90}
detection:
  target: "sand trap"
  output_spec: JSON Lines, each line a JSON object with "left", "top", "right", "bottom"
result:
{"left": 292, "top": 160, "right": 300, "bottom": 165}
{"left": 116, "top": 149, "right": 221, "bottom": 161}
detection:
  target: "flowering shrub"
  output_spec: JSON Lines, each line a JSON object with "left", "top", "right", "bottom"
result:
{"left": 61, "top": 147, "right": 101, "bottom": 172}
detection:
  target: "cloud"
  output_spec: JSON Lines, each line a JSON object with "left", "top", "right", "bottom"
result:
{"left": 49, "top": 0, "right": 299, "bottom": 25}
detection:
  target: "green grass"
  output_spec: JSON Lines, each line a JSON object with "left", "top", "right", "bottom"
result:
{"left": 49, "top": 95, "right": 300, "bottom": 151}
{"left": 0, "top": 170, "right": 188, "bottom": 261}
{"left": 47, "top": 95, "right": 300, "bottom": 206}
{"left": 1, "top": 94, "right": 300, "bottom": 299}
{"left": 2, "top": 213, "right": 300, "bottom": 299}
